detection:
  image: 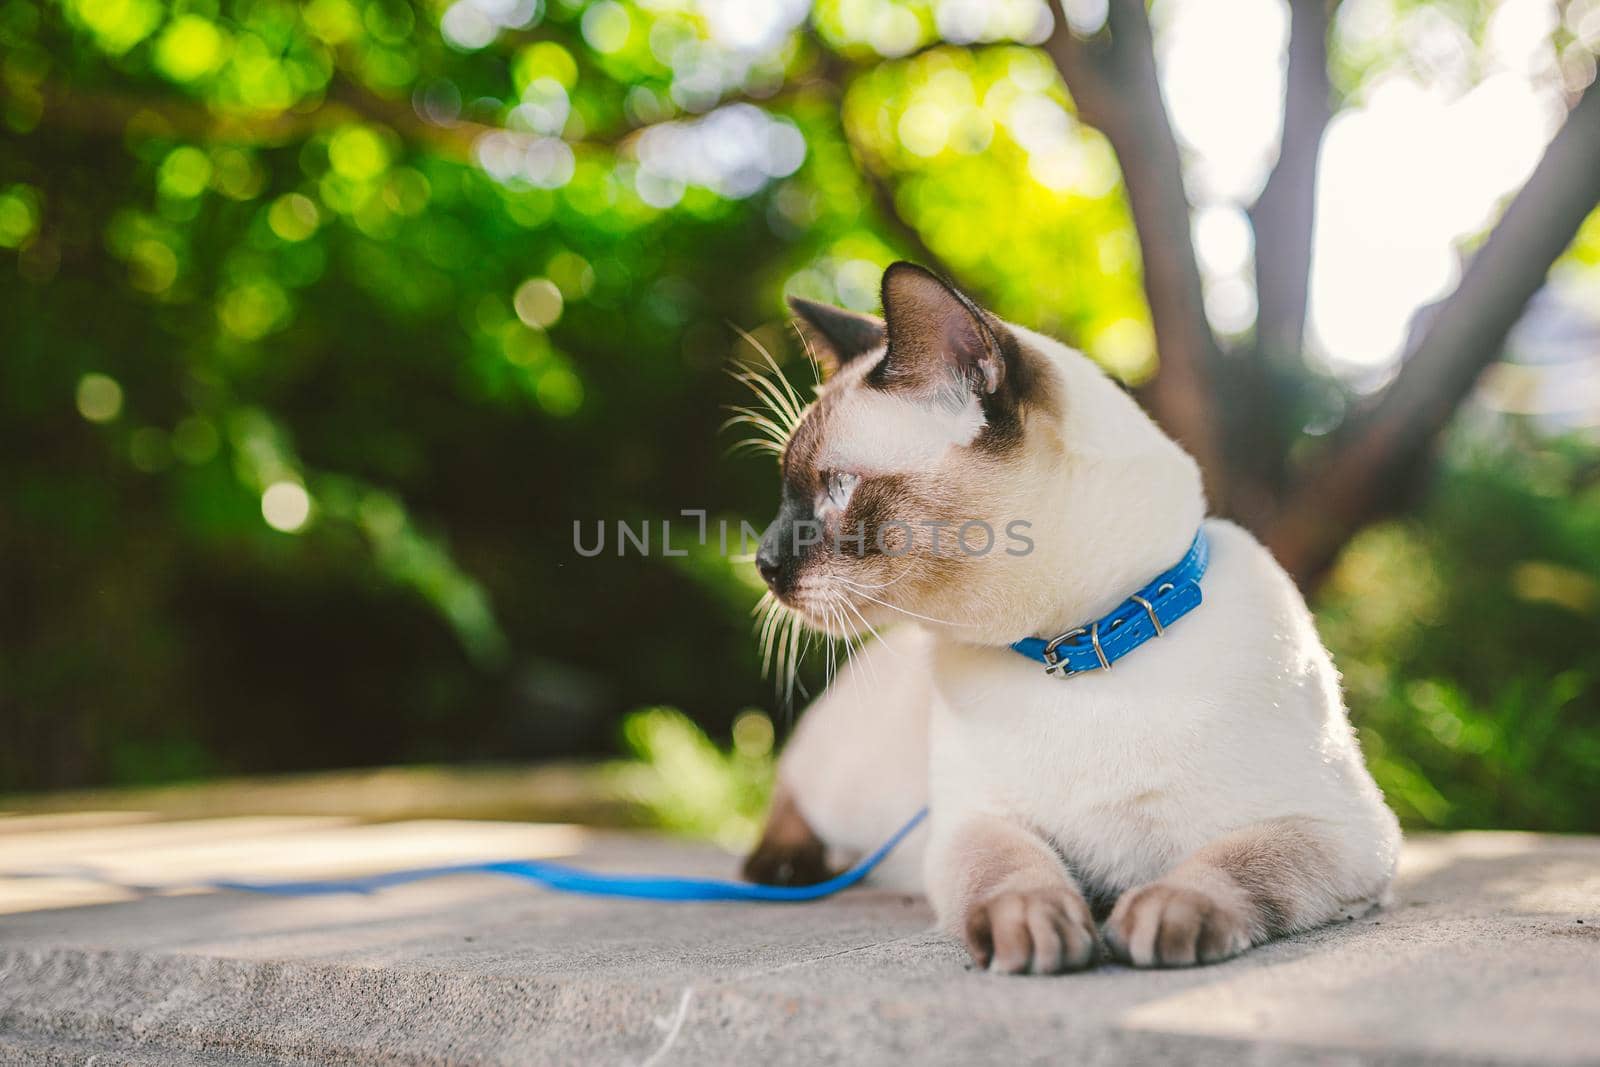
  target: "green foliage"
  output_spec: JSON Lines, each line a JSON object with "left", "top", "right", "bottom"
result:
{"left": 1318, "top": 432, "right": 1600, "bottom": 831}
{"left": 1329, "top": 0, "right": 1497, "bottom": 102}
{"left": 0, "top": 0, "right": 1152, "bottom": 792}
{"left": 1568, "top": 207, "right": 1600, "bottom": 269}
{"left": 840, "top": 45, "right": 1154, "bottom": 377}
{"left": 608, "top": 706, "right": 775, "bottom": 849}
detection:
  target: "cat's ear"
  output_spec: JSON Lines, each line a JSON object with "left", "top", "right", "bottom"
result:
{"left": 787, "top": 296, "right": 886, "bottom": 376}
{"left": 879, "top": 262, "right": 1005, "bottom": 395}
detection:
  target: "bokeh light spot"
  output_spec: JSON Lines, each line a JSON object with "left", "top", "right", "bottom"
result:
{"left": 210, "top": 147, "right": 265, "bottom": 200}
{"left": 219, "top": 278, "right": 291, "bottom": 340}
{"left": 514, "top": 41, "right": 578, "bottom": 91}
{"left": 502, "top": 323, "right": 547, "bottom": 366}
{"left": 547, "top": 251, "right": 595, "bottom": 299}
{"left": 898, "top": 103, "right": 951, "bottom": 157}
{"left": 158, "top": 146, "right": 212, "bottom": 199}
{"left": 66, "top": 0, "right": 161, "bottom": 54}
{"left": 303, "top": 0, "right": 361, "bottom": 43}
{"left": 1089, "top": 318, "right": 1156, "bottom": 381}
{"left": 523, "top": 137, "right": 575, "bottom": 188}
{"left": 154, "top": 15, "right": 228, "bottom": 82}
{"left": 866, "top": 4, "right": 921, "bottom": 56}
{"left": 328, "top": 126, "right": 391, "bottom": 181}
{"left": 268, "top": 193, "right": 320, "bottom": 241}
{"left": 383, "top": 169, "right": 432, "bottom": 215}
{"left": 536, "top": 365, "right": 583, "bottom": 415}
{"left": 128, "top": 238, "right": 179, "bottom": 292}
{"left": 581, "top": 1, "right": 630, "bottom": 53}
{"left": 441, "top": 1, "right": 496, "bottom": 49}
{"left": 0, "top": 185, "right": 42, "bottom": 248}
{"left": 76, "top": 373, "right": 124, "bottom": 423}
{"left": 632, "top": 105, "right": 805, "bottom": 200}
{"left": 732, "top": 710, "right": 774, "bottom": 758}
{"left": 511, "top": 78, "right": 571, "bottom": 137}
{"left": 830, "top": 259, "right": 880, "bottom": 311}
{"left": 261, "top": 481, "right": 311, "bottom": 532}
{"left": 513, "top": 277, "right": 563, "bottom": 328}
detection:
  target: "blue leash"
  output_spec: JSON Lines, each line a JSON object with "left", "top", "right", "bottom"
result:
{"left": 23, "top": 808, "right": 928, "bottom": 903}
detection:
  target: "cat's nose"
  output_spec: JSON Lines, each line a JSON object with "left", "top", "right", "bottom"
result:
{"left": 756, "top": 544, "right": 782, "bottom": 591}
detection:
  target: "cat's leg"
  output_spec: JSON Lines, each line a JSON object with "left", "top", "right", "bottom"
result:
{"left": 1104, "top": 816, "right": 1383, "bottom": 968}
{"left": 742, "top": 781, "right": 833, "bottom": 885}
{"left": 928, "top": 813, "right": 1098, "bottom": 974}
{"left": 743, "top": 626, "right": 932, "bottom": 889}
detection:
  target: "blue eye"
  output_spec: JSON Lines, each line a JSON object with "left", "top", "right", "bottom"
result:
{"left": 823, "top": 471, "right": 859, "bottom": 512}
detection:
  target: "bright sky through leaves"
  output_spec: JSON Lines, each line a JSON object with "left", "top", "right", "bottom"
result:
{"left": 1160, "top": 0, "right": 1589, "bottom": 372}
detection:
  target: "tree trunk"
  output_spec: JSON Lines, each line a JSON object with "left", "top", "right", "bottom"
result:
{"left": 1265, "top": 79, "right": 1600, "bottom": 585}
{"left": 1229, "top": 0, "right": 1334, "bottom": 525}
{"left": 1044, "top": 0, "right": 1230, "bottom": 511}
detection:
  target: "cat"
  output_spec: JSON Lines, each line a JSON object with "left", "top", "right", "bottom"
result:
{"left": 741, "top": 262, "right": 1401, "bottom": 973}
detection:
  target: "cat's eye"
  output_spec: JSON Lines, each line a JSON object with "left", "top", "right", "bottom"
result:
{"left": 821, "top": 471, "right": 860, "bottom": 514}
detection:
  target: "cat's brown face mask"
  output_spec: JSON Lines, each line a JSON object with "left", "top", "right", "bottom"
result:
{"left": 753, "top": 262, "right": 1046, "bottom": 634}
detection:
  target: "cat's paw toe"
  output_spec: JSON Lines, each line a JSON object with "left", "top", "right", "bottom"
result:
{"left": 1104, "top": 882, "right": 1252, "bottom": 968}
{"left": 965, "top": 888, "right": 1097, "bottom": 975}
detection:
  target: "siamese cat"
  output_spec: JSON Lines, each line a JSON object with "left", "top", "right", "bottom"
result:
{"left": 742, "top": 262, "right": 1400, "bottom": 974}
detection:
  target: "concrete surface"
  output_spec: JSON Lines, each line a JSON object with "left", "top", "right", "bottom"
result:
{"left": 0, "top": 762, "right": 638, "bottom": 826}
{"left": 1, "top": 816, "right": 1598, "bottom": 1066}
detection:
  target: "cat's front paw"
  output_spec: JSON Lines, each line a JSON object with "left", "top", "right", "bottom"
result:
{"left": 742, "top": 787, "right": 834, "bottom": 887}
{"left": 1104, "top": 881, "right": 1253, "bottom": 968}
{"left": 741, "top": 835, "right": 833, "bottom": 886}
{"left": 964, "top": 888, "right": 1097, "bottom": 975}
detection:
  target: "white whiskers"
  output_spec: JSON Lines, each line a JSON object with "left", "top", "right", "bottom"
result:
{"left": 753, "top": 591, "right": 811, "bottom": 718}
{"left": 721, "top": 325, "right": 812, "bottom": 465}
{"left": 833, "top": 575, "right": 976, "bottom": 630}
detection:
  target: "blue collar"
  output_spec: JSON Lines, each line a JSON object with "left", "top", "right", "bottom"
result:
{"left": 1011, "top": 530, "right": 1209, "bottom": 678}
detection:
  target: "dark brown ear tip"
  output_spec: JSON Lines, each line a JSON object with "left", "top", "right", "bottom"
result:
{"left": 882, "top": 260, "right": 935, "bottom": 284}
{"left": 784, "top": 294, "right": 887, "bottom": 370}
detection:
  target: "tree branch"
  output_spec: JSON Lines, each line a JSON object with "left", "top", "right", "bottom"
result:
{"left": 34, "top": 83, "right": 333, "bottom": 145}
{"left": 1226, "top": 0, "right": 1335, "bottom": 525}
{"left": 803, "top": 34, "right": 981, "bottom": 295}
{"left": 1264, "top": 77, "right": 1600, "bottom": 585}
{"left": 1043, "top": 0, "right": 1230, "bottom": 509}
{"left": 31, "top": 80, "right": 495, "bottom": 161}
{"left": 1248, "top": 0, "right": 1333, "bottom": 364}
{"left": 854, "top": 161, "right": 966, "bottom": 287}
{"left": 30, "top": 76, "right": 813, "bottom": 164}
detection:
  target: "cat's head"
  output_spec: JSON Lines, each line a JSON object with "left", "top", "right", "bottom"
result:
{"left": 754, "top": 262, "right": 1202, "bottom": 645}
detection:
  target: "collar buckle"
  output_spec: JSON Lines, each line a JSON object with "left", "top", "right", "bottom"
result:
{"left": 1041, "top": 621, "right": 1114, "bottom": 679}
{"left": 1041, "top": 627, "right": 1084, "bottom": 677}
{"left": 1011, "top": 530, "right": 1209, "bottom": 681}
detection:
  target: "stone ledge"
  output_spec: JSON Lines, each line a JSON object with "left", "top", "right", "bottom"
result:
{"left": 0, "top": 763, "right": 636, "bottom": 827}
{"left": 1, "top": 819, "right": 1596, "bottom": 1066}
